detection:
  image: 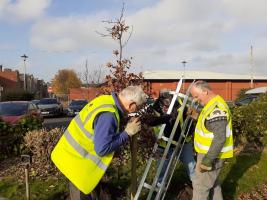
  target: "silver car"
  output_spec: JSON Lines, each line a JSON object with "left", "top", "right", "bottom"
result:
{"left": 38, "top": 98, "right": 63, "bottom": 117}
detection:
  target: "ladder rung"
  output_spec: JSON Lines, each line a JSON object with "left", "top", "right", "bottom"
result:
{"left": 161, "top": 136, "right": 178, "bottom": 146}
{"left": 143, "top": 183, "right": 159, "bottom": 192}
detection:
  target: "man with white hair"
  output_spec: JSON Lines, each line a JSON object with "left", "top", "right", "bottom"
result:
{"left": 51, "top": 85, "right": 147, "bottom": 200}
{"left": 190, "top": 81, "right": 233, "bottom": 200}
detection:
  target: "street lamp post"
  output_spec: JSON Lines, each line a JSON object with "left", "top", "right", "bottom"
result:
{"left": 181, "top": 60, "right": 187, "bottom": 92}
{"left": 21, "top": 54, "right": 28, "bottom": 91}
{"left": 250, "top": 46, "right": 254, "bottom": 88}
{"left": 0, "top": 86, "right": 3, "bottom": 101}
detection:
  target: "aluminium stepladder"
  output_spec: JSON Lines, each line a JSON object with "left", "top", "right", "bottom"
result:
{"left": 159, "top": 95, "right": 199, "bottom": 200}
{"left": 134, "top": 79, "right": 196, "bottom": 200}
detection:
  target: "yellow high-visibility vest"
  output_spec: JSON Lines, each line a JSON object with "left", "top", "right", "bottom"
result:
{"left": 51, "top": 95, "right": 120, "bottom": 194}
{"left": 194, "top": 95, "right": 233, "bottom": 158}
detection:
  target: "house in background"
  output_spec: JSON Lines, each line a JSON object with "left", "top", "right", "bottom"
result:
{"left": 143, "top": 70, "right": 267, "bottom": 101}
{"left": 0, "top": 66, "right": 22, "bottom": 90}
{"left": 0, "top": 65, "right": 48, "bottom": 99}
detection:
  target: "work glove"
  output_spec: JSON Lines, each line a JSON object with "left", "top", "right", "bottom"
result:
{"left": 199, "top": 156, "right": 213, "bottom": 172}
{"left": 125, "top": 117, "right": 141, "bottom": 137}
{"left": 187, "top": 107, "right": 199, "bottom": 120}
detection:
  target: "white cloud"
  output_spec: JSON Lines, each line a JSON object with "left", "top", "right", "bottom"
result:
{"left": 0, "top": 0, "right": 51, "bottom": 21}
{"left": 27, "top": 0, "right": 267, "bottom": 80}
{"left": 125, "top": 0, "right": 230, "bottom": 51}
{"left": 222, "top": 0, "right": 267, "bottom": 24}
{"left": 30, "top": 0, "right": 227, "bottom": 52}
{"left": 30, "top": 13, "right": 118, "bottom": 52}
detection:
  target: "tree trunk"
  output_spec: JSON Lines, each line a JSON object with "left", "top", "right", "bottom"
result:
{"left": 130, "top": 135, "right": 137, "bottom": 200}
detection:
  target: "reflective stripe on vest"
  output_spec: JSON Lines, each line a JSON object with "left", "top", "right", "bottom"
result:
{"left": 195, "top": 124, "right": 232, "bottom": 139}
{"left": 195, "top": 141, "right": 233, "bottom": 152}
{"left": 84, "top": 104, "right": 117, "bottom": 124}
{"left": 64, "top": 129, "right": 108, "bottom": 171}
{"left": 74, "top": 114, "right": 94, "bottom": 140}
{"left": 194, "top": 95, "right": 233, "bottom": 158}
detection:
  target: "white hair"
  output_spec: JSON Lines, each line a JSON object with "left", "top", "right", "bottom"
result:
{"left": 120, "top": 86, "right": 147, "bottom": 106}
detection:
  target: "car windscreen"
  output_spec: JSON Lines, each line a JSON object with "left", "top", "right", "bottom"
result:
{"left": 0, "top": 103, "right": 28, "bottom": 116}
{"left": 39, "top": 99, "right": 58, "bottom": 104}
{"left": 70, "top": 100, "right": 87, "bottom": 106}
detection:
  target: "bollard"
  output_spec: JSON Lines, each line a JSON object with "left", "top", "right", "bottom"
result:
{"left": 21, "top": 155, "right": 32, "bottom": 200}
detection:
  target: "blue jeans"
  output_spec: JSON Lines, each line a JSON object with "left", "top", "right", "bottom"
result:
{"left": 157, "top": 142, "right": 196, "bottom": 183}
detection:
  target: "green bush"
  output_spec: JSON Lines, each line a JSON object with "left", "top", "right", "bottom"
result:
{"left": 232, "top": 93, "right": 267, "bottom": 149}
{"left": 1, "top": 89, "right": 34, "bottom": 101}
{"left": 234, "top": 88, "right": 249, "bottom": 102}
{"left": 0, "top": 116, "right": 43, "bottom": 160}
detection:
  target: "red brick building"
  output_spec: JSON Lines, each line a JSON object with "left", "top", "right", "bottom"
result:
{"left": 0, "top": 66, "right": 22, "bottom": 89}
{"left": 69, "top": 87, "right": 101, "bottom": 101}
{"left": 143, "top": 70, "right": 267, "bottom": 101}
{"left": 0, "top": 66, "right": 48, "bottom": 99}
{"left": 68, "top": 70, "right": 267, "bottom": 102}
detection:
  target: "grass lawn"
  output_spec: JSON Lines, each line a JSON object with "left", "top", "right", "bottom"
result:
{"left": 221, "top": 150, "right": 267, "bottom": 199}
{"left": 0, "top": 177, "right": 68, "bottom": 200}
{"left": 0, "top": 151, "right": 267, "bottom": 199}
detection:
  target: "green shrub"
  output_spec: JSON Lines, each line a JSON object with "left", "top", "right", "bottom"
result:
{"left": 234, "top": 88, "right": 249, "bottom": 102}
{"left": 0, "top": 116, "right": 43, "bottom": 160}
{"left": 1, "top": 89, "right": 34, "bottom": 101}
{"left": 232, "top": 93, "right": 267, "bottom": 149}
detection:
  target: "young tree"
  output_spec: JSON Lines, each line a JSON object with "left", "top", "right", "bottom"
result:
{"left": 52, "top": 69, "right": 82, "bottom": 94}
{"left": 98, "top": 4, "right": 142, "bottom": 94}
{"left": 97, "top": 4, "right": 152, "bottom": 199}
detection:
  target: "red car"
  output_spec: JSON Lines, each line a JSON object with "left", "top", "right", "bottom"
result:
{"left": 0, "top": 101, "right": 43, "bottom": 124}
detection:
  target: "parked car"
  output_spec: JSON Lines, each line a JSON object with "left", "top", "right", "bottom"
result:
{"left": 235, "top": 95, "right": 259, "bottom": 106}
{"left": 245, "top": 87, "right": 267, "bottom": 95}
{"left": 235, "top": 87, "right": 267, "bottom": 106}
{"left": 31, "top": 99, "right": 40, "bottom": 106}
{"left": 66, "top": 99, "right": 88, "bottom": 117}
{"left": 37, "top": 98, "right": 63, "bottom": 117}
{"left": 0, "top": 101, "right": 43, "bottom": 124}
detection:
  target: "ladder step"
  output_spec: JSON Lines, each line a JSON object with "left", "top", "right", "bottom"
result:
{"left": 143, "top": 183, "right": 159, "bottom": 192}
{"left": 161, "top": 136, "right": 178, "bottom": 146}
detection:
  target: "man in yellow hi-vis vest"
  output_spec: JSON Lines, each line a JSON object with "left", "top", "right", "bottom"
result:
{"left": 190, "top": 81, "right": 233, "bottom": 200}
{"left": 51, "top": 86, "right": 147, "bottom": 200}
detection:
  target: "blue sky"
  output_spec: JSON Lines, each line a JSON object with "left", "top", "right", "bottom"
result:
{"left": 1, "top": 0, "right": 267, "bottom": 82}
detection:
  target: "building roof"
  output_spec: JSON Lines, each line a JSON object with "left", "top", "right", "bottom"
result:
{"left": 143, "top": 70, "right": 267, "bottom": 80}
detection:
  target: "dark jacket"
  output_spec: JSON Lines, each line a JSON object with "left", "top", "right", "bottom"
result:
{"left": 146, "top": 98, "right": 195, "bottom": 142}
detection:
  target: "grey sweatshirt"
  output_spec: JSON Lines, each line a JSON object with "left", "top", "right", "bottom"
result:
{"left": 204, "top": 107, "right": 228, "bottom": 160}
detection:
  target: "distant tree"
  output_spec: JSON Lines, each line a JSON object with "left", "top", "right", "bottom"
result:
{"left": 81, "top": 60, "right": 106, "bottom": 86}
{"left": 52, "top": 69, "right": 82, "bottom": 94}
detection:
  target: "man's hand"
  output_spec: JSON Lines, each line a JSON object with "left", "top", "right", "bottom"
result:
{"left": 199, "top": 156, "right": 213, "bottom": 173}
{"left": 187, "top": 107, "right": 199, "bottom": 120}
{"left": 125, "top": 117, "right": 141, "bottom": 137}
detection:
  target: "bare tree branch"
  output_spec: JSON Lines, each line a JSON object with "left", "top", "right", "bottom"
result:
{"left": 123, "top": 25, "right": 133, "bottom": 48}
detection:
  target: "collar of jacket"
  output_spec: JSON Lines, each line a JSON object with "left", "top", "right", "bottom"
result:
{"left": 111, "top": 92, "right": 125, "bottom": 118}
